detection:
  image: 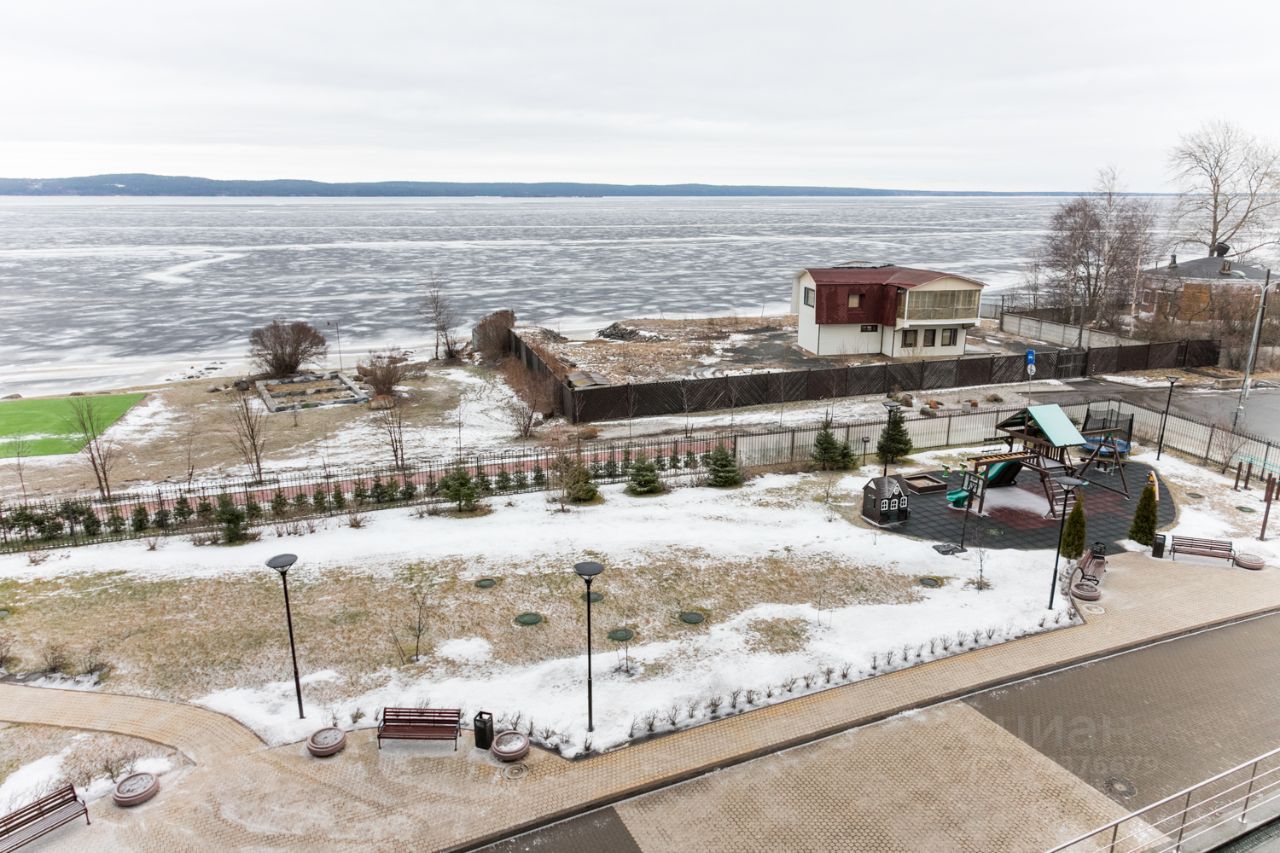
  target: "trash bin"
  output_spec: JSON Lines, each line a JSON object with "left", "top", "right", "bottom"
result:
{"left": 473, "top": 711, "right": 494, "bottom": 750}
{"left": 1091, "top": 541, "right": 1107, "bottom": 559}
{"left": 1152, "top": 534, "right": 1166, "bottom": 559}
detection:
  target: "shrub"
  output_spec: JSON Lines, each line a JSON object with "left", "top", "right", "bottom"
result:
{"left": 1060, "top": 495, "right": 1087, "bottom": 560}
{"left": 812, "top": 416, "right": 854, "bottom": 470}
{"left": 130, "top": 505, "right": 150, "bottom": 534}
{"left": 107, "top": 511, "right": 126, "bottom": 534}
{"left": 706, "top": 443, "right": 743, "bottom": 487}
{"left": 271, "top": 489, "right": 289, "bottom": 516}
{"left": 625, "top": 454, "right": 664, "bottom": 495}
{"left": 1128, "top": 484, "right": 1158, "bottom": 546}
{"left": 359, "top": 348, "right": 410, "bottom": 397}
{"left": 173, "top": 496, "right": 194, "bottom": 524}
{"left": 440, "top": 467, "right": 478, "bottom": 513}
{"left": 196, "top": 497, "right": 215, "bottom": 523}
{"left": 245, "top": 498, "right": 263, "bottom": 521}
{"left": 532, "top": 466, "right": 546, "bottom": 488}
{"left": 495, "top": 470, "right": 513, "bottom": 491}
{"left": 292, "top": 492, "right": 311, "bottom": 512}
{"left": 152, "top": 508, "right": 172, "bottom": 530}
{"left": 553, "top": 456, "right": 598, "bottom": 503}
{"left": 331, "top": 486, "right": 346, "bottom": 510}
{"left": 249, "top": 320, "right": 327, "bottom": 378}
{"left": 312, "top": 488, "right": 327, "bottom": 512}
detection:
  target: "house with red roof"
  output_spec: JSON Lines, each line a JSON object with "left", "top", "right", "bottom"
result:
{"left": 790, "top": 262, "right": 985, "bottom": 358}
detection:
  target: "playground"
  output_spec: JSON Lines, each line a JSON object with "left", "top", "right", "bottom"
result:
{"left": 880, "top": 404, "right": 1176, "bottom": 552}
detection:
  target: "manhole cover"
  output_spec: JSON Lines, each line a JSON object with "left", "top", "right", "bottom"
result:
{"left": 581, "top": 590, "right": 604, "bottom": 603}
{"left": 918, "top": 576, "right": 945, "bottom": 589}
{"left": 1082, "top": 604, "right": 1106, "bottom": 615}
{"left": 1237, "top": 506, "right": 1257, "bottom": 514}
{"left": 514, "top": 612, "right": 543, "bottom": 626}
{"left": 475, "top": 578, "right": 498, "bottom": 589}
{"left": 678, "top": 611, "right": 706, "bottom": 625}
{"left": 607, "top": 628, "right": 635, "bottom": 642}
{"left": 503, "top": 762, "right": 528, "bottom": 780}
{"left": 1104, "top": 777, "right": 1137, "bottom": 798}
{"left": 1186, "top": 492, "right": 1204, "bottom": 499}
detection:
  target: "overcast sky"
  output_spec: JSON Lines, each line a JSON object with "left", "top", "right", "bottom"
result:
{"left": 2, "top": 1, "right": 1279, "bottom": 192}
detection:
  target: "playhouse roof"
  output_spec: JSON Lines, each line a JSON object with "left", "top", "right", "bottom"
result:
{"left": 863, "top": 475, "right": 909, "bottom": 500}
{"left": 995, "top": 404, "right": 1086, "bottom": 448}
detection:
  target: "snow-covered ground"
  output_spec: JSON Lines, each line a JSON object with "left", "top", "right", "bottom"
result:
{"left": 0, "top": 740, "right": 174, "bottom": 812}
{"left": 0, "top": 460, "right": 1079, "bottom": 756}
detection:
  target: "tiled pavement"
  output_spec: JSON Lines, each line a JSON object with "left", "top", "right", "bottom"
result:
{"left": 9, "top": 551, "right": 1280, "bottom": 852}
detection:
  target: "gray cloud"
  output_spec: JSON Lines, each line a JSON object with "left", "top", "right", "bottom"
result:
{"left": 2, "top": 0, "right": 1278, "bottom": 190}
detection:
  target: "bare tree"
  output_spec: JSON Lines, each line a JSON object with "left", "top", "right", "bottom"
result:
{"left": 64, "top": 397, "right": 119, "bottom": 500}
{"left": 360, "top": 349, "right": 410, "bottom": 398}
{"left": 9, "top": 437, "right": 30, "bottom": 502}
{"left": 248, "top": 320, "right": 328, "bottom": 378}
{"left": 422, "top": 284, "right": 462, "bottom": 360}
{"left": 180, "top": 418, "right": 200, "bottom": 487}
{"left": 376, "top": 404, "right": 408, "bottom": 471}
{"left": 1040, "top": 168, "right": 1154, "bottom": 338}
{"left": 1170, "top": 121, "right": 1280, "bottom": 258}
{"left": 472, "top": 309, "right": 516, "bottom": 362}
{"left": 388, "top": 586, "right": 431, "bottom": 665}
{"left": 226, "top": 390, "right": 269, "bottom": 482}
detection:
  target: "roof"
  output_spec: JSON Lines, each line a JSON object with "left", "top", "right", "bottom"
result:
{"left": 801, "top": 264, "right": 986, "bottom": 290}
{"left": 864, "top": 475, "right": 909, "bottom": 499}
{"left": 995, "top": 405, "right": 1086, "bottom": 448}
{"left": 1143, "top": 256, "right": 1269, "bottom": 283}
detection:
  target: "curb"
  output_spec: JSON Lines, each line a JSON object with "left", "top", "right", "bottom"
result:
{"left": 450, "top": 601, "right": 1280, "bottom": 852}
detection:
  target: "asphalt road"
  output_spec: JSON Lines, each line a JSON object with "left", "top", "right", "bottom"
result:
{"left": 1030, "top": 379, "right": 1280, "bottom": 442}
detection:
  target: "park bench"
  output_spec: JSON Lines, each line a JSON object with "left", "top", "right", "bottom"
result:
{"left": 377, "top": 707, "right": 461, "bottom": 750}
{"left": 1169, "top": 536, "right": 1235, "bottom": 564}
{"left": 0, "top": 784, "right": 89, "bottom": 852}
{"left": 1076, "top": 549, "right": 1107, "bottom": 585}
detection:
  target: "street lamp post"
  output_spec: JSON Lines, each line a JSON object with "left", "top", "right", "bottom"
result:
{"left": 1156, "top": 376, "right": 1178, "bottom": 460}
{"left": 266, "top": 553, "right": 305, "bottom": 720}
{"left": 881, "top": 401, "right": 902, "bottom": 478}
{"left": 326, "top": 321, "right": 344, "bottom": 373}
{"left": 574, "top": 561, "right": 604, "bottom": 732}
{"left": 861, "top": 436, "right": 870, "bottom": 467}
{"left": 1234, "top": 269, "right": 1271, "bottom": 430}
{"left": 1048, "top": 477, "right": 1085, "bottom": 611}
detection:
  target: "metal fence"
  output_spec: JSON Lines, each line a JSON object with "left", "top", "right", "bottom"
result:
{"left": 1048, "top": 742, "right": 1280, "bottom": 852}
{"left": 2, "top": 391, "right": 1264, "bottom": 554}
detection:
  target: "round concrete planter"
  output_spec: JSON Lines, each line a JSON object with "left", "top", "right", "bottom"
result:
{"left": 113, "top": 772, "right": 160, "bottom": 807}
{"left": 1071, "top": 582, "right": 1102, "bottom": 602}
{"left": 1236, "top": 552, "right": 1266, "bottom": 571}
{"left": 490, "top": 731, "right": 530, "bottom": 762}
{"left": 307, "top": 727, "right": 348, "bottom": 758}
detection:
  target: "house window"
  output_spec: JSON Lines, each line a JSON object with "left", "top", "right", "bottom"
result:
{"left": 860, "top": 324, "right": 878, "bottom": 333}
{"left": 901, "top": 329, "right": 918, "bottom": 347}
{"left": 942, "top": 328, "right": 958, "bottom": 346}
{"left": 880, "top": 499, "right": 889, "bottom": 511}
{"left": 847, "top": 292, "right": 862, "bottom": 309}
{"left": 900, "top": 495, "right": 908, "bottom": 508}
{"left": 890, "top": 498, "right": 899, "bottom": 510}
{"left": 923, "top": 329, "right": 936, "bottom": 347}
{"left": 803, "top": 287, "right": 815, "bottom": 308}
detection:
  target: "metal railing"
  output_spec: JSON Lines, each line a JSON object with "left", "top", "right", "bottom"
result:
{"left": 1047, "top": 745, "right": 1280, "bottom": 852}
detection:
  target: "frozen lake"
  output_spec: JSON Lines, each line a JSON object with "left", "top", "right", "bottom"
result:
{"left": 0, "top": 195, "right": 1061, "bottom": 395}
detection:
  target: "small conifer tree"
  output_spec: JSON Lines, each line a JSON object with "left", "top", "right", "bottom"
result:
{"left": 625, "top": 454, "right": 664, "bottom": 495}
{"left": 130, "top": 504, "right": 150, "bottom": 533}
{"left": 876, "top": 406, "right": 913, "bottom": 465}
{"left": 1060, "top": 495, "right": 1087, "bottom": 560}
{"left": 812, "top": 416, "right": 854, "bottom": 471}
{"left": 1128, "top": 484, "right": 1158, "bottom": 546}
{"left": 440, "top": 467, "right": 478, "bottom": 512}
{"left": 706, "top": 443, "right": 743, "bottom": 487}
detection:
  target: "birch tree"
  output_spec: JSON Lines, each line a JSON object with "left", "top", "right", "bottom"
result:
{"left": 1170, "top": 121, "right": 1280, "bottom": 258}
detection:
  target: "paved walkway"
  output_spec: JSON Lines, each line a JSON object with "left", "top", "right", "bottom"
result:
{"left": 8, "top": 552, "right": 1280, "bottom": 851}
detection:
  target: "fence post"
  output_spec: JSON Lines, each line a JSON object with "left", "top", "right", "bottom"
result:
{"left": 1264, "top": 442, "right": 1272, "bottom": 474}
{"left": 789, "top": 428, "right": 796, "bottom": 463}
{"left": 946, "top": 411, "right": 953, "bottom": 445}
{"left": 1205, "top": 424, "right": 1216, "bottom": 463}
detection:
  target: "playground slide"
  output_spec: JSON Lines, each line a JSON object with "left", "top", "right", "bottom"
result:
{"left": 947, "top": 460, "right": 1022, "bottom": 507}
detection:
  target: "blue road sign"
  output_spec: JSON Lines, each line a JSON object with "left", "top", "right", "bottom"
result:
{"left": 1026, "top": 349, "right": 1036, "bottom": 366}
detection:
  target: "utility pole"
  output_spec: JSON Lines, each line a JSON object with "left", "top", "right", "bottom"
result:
{"left": 1234, "top": 269, "right": 1271, "bottom": 430}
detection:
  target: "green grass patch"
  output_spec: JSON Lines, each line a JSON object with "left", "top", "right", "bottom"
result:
{"left": 0, "top": 393, "right": 146, "bottom": 457}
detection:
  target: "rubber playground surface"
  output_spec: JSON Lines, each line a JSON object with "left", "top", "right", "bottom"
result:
{"left": 897, "top": 460, "right": 1174, "bottom": 552}
{"left": 0, "top": 393, "right": 146, "bottom": 457}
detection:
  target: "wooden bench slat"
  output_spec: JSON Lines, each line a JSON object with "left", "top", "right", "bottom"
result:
{"left": 0, "top": 785, "right": 88, "bottom": 853}
{"left": 377, "top": 707, "right": 462, "bottom": 751}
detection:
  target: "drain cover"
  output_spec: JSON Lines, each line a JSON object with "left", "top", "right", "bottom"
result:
{"left": 503, "top": 762, "right": 528, "bottom": 780}
{"left": 1104, "top": 777, "right": 1137, "bottom": 798}
{"left": 1082, "top": 604, "right": 1106, "bottom": 615}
